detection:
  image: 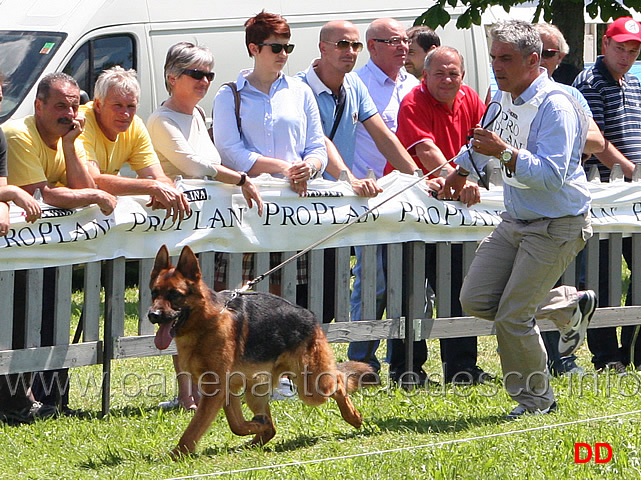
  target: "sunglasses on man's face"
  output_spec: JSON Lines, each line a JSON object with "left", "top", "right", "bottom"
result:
{"left": 541, "top": 49, "right": 560, "bottom": 58}
{"left": 183, "top": 69, "right": 215, "bottom": 81}
{"left": 373, "top": 36, "right": 410, "bottom": 46}
{"left": 259, "top": 43, "right": 295, "bottom": 54}
{"left": 322, "top": 40, "right": 364, "bottom": 52}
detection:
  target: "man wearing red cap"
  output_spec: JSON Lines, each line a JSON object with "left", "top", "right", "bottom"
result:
{"left": 573, "top": 16, "right": 641, "bottom": 373}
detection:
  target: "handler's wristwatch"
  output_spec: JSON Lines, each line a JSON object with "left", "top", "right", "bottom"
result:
{"left": 499, "top": 148, "right": 514, "bottom": 165}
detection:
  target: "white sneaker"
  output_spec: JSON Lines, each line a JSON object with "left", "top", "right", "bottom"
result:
{"left": 558, "top": 290, "right": 596, "bottom": 357}
{"left": 158, "top": 397, "right": 180, "bottom": 410}
{"left": 270, "top": 377, "right": 296, "bottom": 401}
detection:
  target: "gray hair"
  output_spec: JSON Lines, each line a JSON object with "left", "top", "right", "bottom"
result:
{"left": 534, "top": 23, "right": 569, "bottom": 55}
{"left": 94, "top": 66, "right": 140, "bottom": 102}
{"left": 36, "top": 72, "right": 79, "bottom": 102}
{"left": 164, "top": 42, "right": 215, "bottom": 94}
{"left": 424, "top": 46, "right": 465, "bottom": 73}
{"left": 490, "top": 20, "right": 542, "bottom": 58}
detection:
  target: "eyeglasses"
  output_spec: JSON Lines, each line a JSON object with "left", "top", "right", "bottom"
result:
{"left": 183, "top": 69, "right": 215, "bottom": 81}
{"left": 259, "top": 43, "right": 295, "bottom": 54}
{"left": 322, "top": 40, "right": 364, "bottom": 52}
{"left": 541, "top": 49, "right": 560, "bottom": 58}
{"left": 373, "top": 36, "right": 410, "bottom": 46}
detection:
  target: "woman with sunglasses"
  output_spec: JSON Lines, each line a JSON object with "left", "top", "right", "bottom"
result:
{"left": 213, "top": 12, "right": 326, "bottom": 358}
{"left": 213, "top": 10, "right": 327, "bottom": 195}
{"left": 147, "top": 41, "right": 262, "bottom": 214}
{"left": 147, "top": 42, "right": 263, "bottom": 412}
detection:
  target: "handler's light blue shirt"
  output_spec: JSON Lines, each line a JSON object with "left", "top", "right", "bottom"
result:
{"left": 297, "top": 62, "right": 378, "bottom": 179}
{"left": 213, "top": 69, "right": 327, "bottom": 174}
{"left": 458, "top": 72, "right": 591, "bottom": 220}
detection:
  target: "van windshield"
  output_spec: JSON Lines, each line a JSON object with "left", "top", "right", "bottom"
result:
{"left": 0, "top": 31, "right": 67, "bottom": 124}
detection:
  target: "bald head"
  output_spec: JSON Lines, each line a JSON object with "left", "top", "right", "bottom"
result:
{"left": 366, "top": 18, "right": 405, "bottom": 42}
{"left": 365, "top": 18, "right": 409, "bottom": 79}
{"left": 320, "top": 20, "right": 358, "bottom": 42}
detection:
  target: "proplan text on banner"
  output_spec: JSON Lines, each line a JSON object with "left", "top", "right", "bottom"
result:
{"left": 0, "top": 171, "right": 639, "bottom": 271}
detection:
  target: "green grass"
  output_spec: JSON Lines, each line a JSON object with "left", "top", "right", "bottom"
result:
{"left": 1, "top": 289, "right": 640, "bottom": 479}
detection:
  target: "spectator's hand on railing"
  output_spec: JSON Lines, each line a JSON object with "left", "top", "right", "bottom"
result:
{"left": 438, "top": 170, "right": 466, "bottom": 202}
{"left": 459, "top": 181, "right": 481, "bottom": 207}
{"left": 289, "top": 177, "right": 308, "bottom": 196}
{"left": 148, "top": 181, "right": 191, "bottom": 221}
{"left": 95, "top": 191, "right": 118, "bottom": 216}
{"left": 351, "top": 178, "right": 382, "bottom": 197}
{"left": 241, "top": 179, "right": 264, "bottom": 216}
{"left": 11, "top": 187, "right": 42, "bottom": 223}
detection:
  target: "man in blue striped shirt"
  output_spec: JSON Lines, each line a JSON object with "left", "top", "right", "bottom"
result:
{"left": 573, "top": 17, "right": 641, "bottom": 373}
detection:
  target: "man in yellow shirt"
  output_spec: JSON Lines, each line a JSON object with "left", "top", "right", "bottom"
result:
{"left": 79, "top": 67, "right": 190, "bottom": 220}
{"left": 1, "top": 72, "right": 117, "bottom": 423}
{"left": 4, "top": 73, "right": 116, "bottom": 212}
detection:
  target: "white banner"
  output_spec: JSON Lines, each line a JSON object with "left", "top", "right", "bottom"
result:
{"left": 0, "top": 171, "right": 640, "bottom": 271}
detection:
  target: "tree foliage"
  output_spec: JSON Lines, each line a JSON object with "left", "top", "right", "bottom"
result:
{"left": 415, "top": 0, "right": 641, "bottom": 71}
{"left": 415, "top": 0, "right": 640, "bottom": 30}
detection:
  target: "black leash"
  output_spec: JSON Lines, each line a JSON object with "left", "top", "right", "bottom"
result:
{"left": 465, "top": 101, "right": 502, "bottom": 190}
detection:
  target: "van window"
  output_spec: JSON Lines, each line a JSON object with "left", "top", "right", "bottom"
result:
{"left": 63, "top": 35, "right": 136, "bottom": 101}
{"left": 0, "top": 31, "right": 66, "bottom": 124}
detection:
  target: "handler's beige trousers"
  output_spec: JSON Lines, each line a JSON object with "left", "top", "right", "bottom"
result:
{"left": 460, "top": 212, "right": 592, "bottom": 411}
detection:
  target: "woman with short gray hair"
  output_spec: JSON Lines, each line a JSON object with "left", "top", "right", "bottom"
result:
{"left": 147, "top": 42, "right": 263, "bottom": 412}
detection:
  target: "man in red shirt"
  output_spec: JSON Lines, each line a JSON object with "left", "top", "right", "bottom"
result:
{"left": 392, "top": 46, "right": 492, "bottom": 384}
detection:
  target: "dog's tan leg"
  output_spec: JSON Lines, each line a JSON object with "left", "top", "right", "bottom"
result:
{"left": 223, "top": 390, "right": 272, "bottom": 438}
{"left": 330, "top": 375, "right": 363, "bottom": 428}
{"left": 172, "top": 393, "right": 224, "bottom": 458}
{"left": 243, "top": 390, "right": 275, "bottom": 446}
{"left": 295, "top": 332, "right": 364, "bottom": 429}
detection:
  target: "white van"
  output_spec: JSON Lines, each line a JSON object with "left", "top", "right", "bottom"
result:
{"left": 0, "top": 0, "right": 490, "bottom": 124}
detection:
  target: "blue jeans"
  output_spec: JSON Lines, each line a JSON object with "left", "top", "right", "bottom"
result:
{"left": 347, "top": 245, "right": 387, "bottom": 371}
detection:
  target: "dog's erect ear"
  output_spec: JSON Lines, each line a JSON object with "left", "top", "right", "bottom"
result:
{"left": 151, "top": 245, "right": 171, "bottom": 283}
{"left": 176, "top": 246, "right": 201, "bottom": 282}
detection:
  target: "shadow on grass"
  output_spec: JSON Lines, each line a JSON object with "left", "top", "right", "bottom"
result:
{"left": 370, "top": 414, "right": 504, "bottom": 436}
{"left": 78, "top": 448, "right": 126, "bottom": 470}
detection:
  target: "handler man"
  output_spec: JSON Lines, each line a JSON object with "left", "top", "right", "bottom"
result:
{"left": 440, "top": 20, "right": 596, "bottom": 419}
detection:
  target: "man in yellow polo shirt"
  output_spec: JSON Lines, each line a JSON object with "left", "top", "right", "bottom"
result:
{"left": 79, "top": 67, "right": 190, "bottom": 221}
{"left": 4, "top": 73, "right": 116, "bottom": 212}
{"left": 1, "top": 72, "right": 117, "bottom": 423}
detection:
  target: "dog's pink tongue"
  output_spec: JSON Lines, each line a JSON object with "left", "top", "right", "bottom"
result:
{"left": 154, "top": 323, "right": 173, "bottom": 350}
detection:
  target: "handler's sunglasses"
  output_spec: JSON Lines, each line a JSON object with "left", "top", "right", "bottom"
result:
{"left": 541, "top": 49, "right": 560, "bottom": 58}
{"left": 259, "top": 42, "right": 295, "bottom": 54}
{"left": 322, "top": 40, "right": 364, "bottom": 52}
{"left": 183, "top": 69, "right": 215, "bottom": 81}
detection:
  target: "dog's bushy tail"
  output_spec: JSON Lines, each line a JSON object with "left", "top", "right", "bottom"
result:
{"left": 337, "top": 361, "right": 380, "bottom": 393}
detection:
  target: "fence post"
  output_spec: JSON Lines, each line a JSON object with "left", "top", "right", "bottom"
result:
{"left": 102, "top": 257, "right": 126, "bottom": 416}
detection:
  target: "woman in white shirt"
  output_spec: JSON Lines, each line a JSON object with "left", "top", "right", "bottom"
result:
{"left": 147, "top": 41, "right": 262, "bottom": 213}
{"left": 213, "top": 11, "right": 327, "bottom": 195}
{"left": 148, "top": 42, "right": 263, "bottom": 411}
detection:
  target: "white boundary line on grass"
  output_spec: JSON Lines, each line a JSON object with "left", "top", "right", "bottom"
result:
{"left": 162, "top": 409, "right": 641, "bottom": 479}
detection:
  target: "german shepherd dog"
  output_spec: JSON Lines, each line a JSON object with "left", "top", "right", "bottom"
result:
{"left": 148, "top": 245, "right": 376, "bottom": 456}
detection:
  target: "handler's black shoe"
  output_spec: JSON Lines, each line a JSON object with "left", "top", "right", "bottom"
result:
{"left": 505, "top": 401, "right": 557, "bottom": 421}
{"left": 558, "top": 290, "right": 596, "bottom": 357}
